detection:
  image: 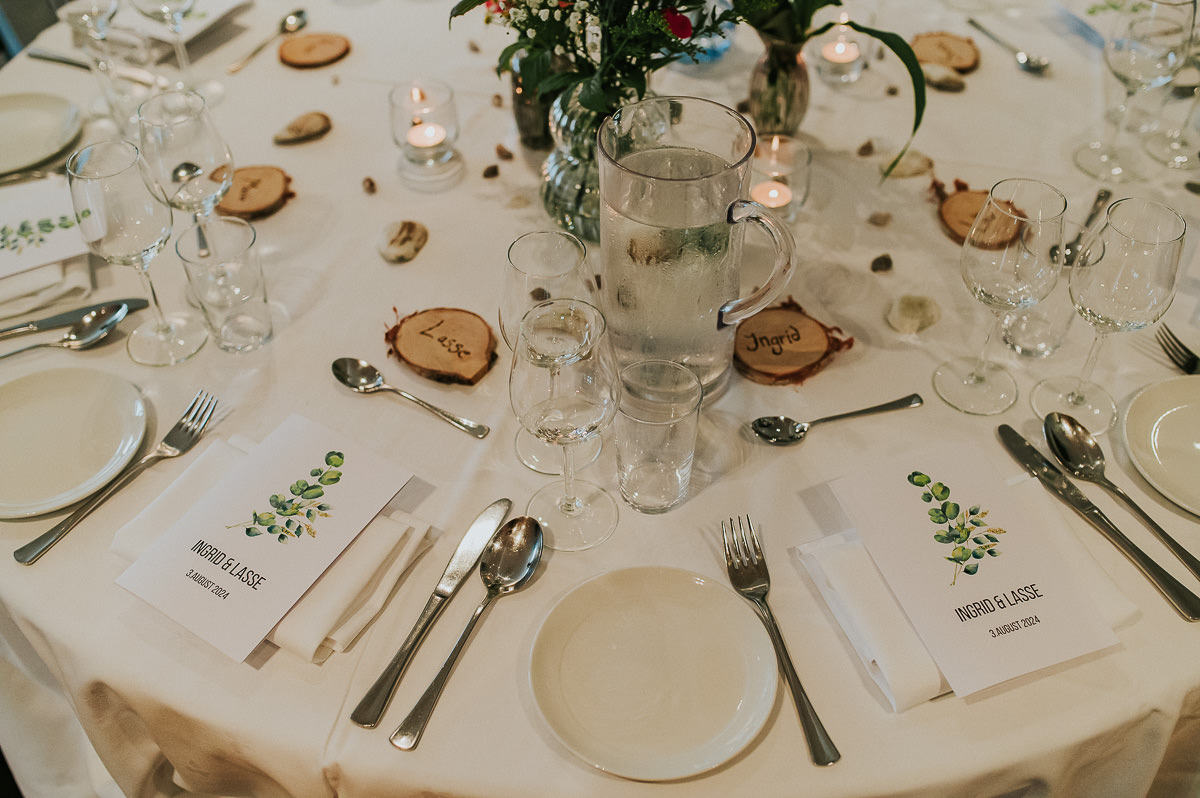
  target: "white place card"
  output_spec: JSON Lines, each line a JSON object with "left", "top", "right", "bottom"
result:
{"left": 0, "top": 178, "right": 88, "bottom": 280}
{"left": 831, "top": 451, "right": 1118, "bottom": 697}
{"left": 118, "top": 415, "right": 411, "bottom": 662}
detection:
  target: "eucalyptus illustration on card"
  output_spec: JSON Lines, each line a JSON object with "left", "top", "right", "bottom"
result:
{"left": 229, "top": 451, "right": 344, "bottom": 542}
{"left": 907, "top": 471, "right": 1006, "bottom": 585}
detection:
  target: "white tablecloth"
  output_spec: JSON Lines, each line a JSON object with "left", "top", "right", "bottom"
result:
{"left": 2, "top": 1, "right": 1200, "bottom": 796}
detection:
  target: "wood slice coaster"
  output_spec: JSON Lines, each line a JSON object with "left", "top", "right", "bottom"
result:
{"left": 734, "top": 298, "right": 854, "bottom": 385}
{"left": 911, "top": 31, "right": 980, "bottom": 73}
{"left": 217, "top": 166, "right": 294, "bottom": 220}
{"left": 933, "top": 179, "right": 1024, "bottom": 247}
{"left": 279, "top": 33, "right": 351, "bottom": 69}
{"left": 385, "top": 307, "right": 497, "bottom": 385}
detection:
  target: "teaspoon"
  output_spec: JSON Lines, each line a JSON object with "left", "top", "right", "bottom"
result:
{"left": 0, "top": 304, "right": 125, "bottom": 360}
{"left": 1043, "top": 412, "right": 1200, "bottom": 581}
{"left": 226, "top": 9, "right": 308, "bottom": 74}
{"left": 967, "top": 18, "right": 1051, "bottom": 76}
{"left": 331, "top": 357, "right": 490, "bottom": 438}
{"left": 391, "top": 516, "right": 543, "bottom": 750}
{"left": 751, "top": 393, "right": 924, "bottom": 446}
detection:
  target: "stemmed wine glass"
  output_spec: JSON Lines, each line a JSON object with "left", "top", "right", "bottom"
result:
{"left": 137, "top": 90, "right": 233, "bottom": 251}
{"left": 1074, "top": 0, "right": 1195, "bottom": 182}
{"left": 67, "top": 139, "right": 207, "bottom": 365}
{"left": 510, "top": 298, "right": 619, "bottom": 552}
{"left": 499, "top": 231, "right": 600, "bottom": 475}
{"left": 932, "top": 178, "right": 1066, "bottom": 415}
{"left": 1030, "top": 197, "right": 1185, "bottom": 433}
{"left": 127, "top": 0, "right": 216, "bottom": 97}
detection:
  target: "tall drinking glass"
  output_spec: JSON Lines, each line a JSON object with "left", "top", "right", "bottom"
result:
{"left": 510, "top": 299, "right": 619, "bottom": 552}
{"left": 499, "top": 231, "right": 599, "bottom": 474}
{"left": 128, "top": 0, "right": 221, "bottom": 98}
{"left": 67, "top": 139, "right": 207, "bottom": 365}
{"left": 932, "top": 178, "right": 1066, "bottom": 415}
{"left": 1075, "top": 0, "right": 1195, "bottom": 182}
{"left": 1030, "top": 198, "right": 1185, "bottom": 433}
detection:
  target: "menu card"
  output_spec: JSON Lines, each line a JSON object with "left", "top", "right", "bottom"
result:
{"left": 117, "top": 415, "right": 410, "bottom": 662}
{"left": 830, "top": 451, "right": 1118, "bottom": 697}
{"left": 0, "top": 179, "right": 88, "bottom": 280}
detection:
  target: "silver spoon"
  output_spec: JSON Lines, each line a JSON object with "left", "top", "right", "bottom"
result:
{"left": 391, "top": 516, "right": 543, "bottom": 750}
{"left": 331, "top": 357, "right": 490, "bottom": 438}
{"left": 0, "top": 304, "right": 125, "bottom": 360}
{"left": 1051, "top": 188, "right": 1111, "bottom": 266}
{"left": 226, "top": 9, "right": 308, "bottom": 74}
{"left": 751, "top": 393, "right": 924, "bottom": 446}
{"left": 171, "top": 162, "right": 212, "bottom": 257}
{"left": 967, "top": 18, "right": 1051, "bottom": 76}
{"left": 1044, "top": 411, "right": 1200, "bottom": 581}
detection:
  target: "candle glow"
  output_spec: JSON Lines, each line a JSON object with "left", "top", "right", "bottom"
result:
{"left": 750, "top": 180, "right": 793, "bottom": 209}
{"left": 407, "top": 122, "right": 448, "bottom": 149}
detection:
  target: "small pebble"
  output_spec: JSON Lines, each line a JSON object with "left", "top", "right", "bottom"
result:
{"left": 482, "top": 164, "right": 500, "bottom": 179}
{"left": 886, "top": 294, "right": 941, "bottom": 334}
{"left": 923, "top": 63, "right": 966, "bottom": 92}
{"left": 870, "top": 254, "right": 894, "bottom": 273}
{"left": 362, "top": 177, "right": 376, "bottom": 194}
{"left": 867, "top": 212, "right": 892, "bottom": 227}
{"left": 886, "top": 85, "right": 899, "bottom": 96}
{"left": 468, "top": 40, "right": 481, "bottom": 53}
{"left": 491, "top": 94, "right": 504, "bottom": 108}
{"left": 273, "top": 111, "right": 332, "bottom": 145}
{"left": 495, "top": 143, "right": 514, "bottom": 161}
{"left": 378, "top": 221, "right": 429, "bottom": 264}
{"left": 857, "top": 140, "right": 875, "bottom": 157}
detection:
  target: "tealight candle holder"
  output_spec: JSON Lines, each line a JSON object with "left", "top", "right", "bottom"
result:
{"left": 813, "top": 15, "right": 867, "bottom": 85}
{"left": 750, "top": 134, "right": 811, "bottom": 223}
{"left": 389, "top": 78, "right": 463, "bottom": 186}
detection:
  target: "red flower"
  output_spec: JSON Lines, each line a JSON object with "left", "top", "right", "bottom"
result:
{"left": 662, "top": 7, "right": 692, "bottom": 39}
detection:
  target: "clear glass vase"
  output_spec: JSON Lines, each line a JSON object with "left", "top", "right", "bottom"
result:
{"left": 747, "top": 34, "right": 811, "bottom": 136}
{"left": 540, "top": 86, "right": 607, "bottom": 242}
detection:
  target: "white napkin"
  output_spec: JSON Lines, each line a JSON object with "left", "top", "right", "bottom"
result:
{"left": 792, "top": 476, "right": 1141, "bottom": 713}
{"left": 111, "top": 437, "right": 432, "bottom": 664}
{"left": 0, "top": 255, "right": 92, "bottom": 319}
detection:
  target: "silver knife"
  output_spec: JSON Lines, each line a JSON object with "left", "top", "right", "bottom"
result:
{"left": 25, "top": 47, "right": 168, "bottom": 89}
{"left": 351, "top": 497, "right": 513, "bottom": 728}
{"left": 0, "top": 299, "right": 149, "bottom": 341}
{"left": 997, "top": 425, "right": 1200, "bottom": 622}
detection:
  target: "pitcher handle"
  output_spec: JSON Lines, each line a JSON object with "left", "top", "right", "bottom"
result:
{"left": 718, "top": 199, "right": 796, "bottom": 328}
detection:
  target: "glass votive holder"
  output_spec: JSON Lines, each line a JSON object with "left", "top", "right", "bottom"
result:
{"left": 812, "top": 21, "right": 867, "bottom": 85}
{"left": 749, "top": 134, "right": 811, "bottom": 223}
{"left": 389, "top": 78, "right": 463, "bottom": 185}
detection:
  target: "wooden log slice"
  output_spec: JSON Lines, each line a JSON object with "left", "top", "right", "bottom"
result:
{"left": 938, "top": 189, "right": 1023, "bottom": 247}
{"left": 734, "top": 298, "right": 854, "bottom": 385}
{"left": 911, "top": 31, "right": 980, "bottom": 74}
{"left": 279, "top": 33, "right": 351, "bottom": 69}
{"left": 385, "top": 307, "right": 497, "bottom": 385}
{"left": 216, "top": 166, "right": 294, "bottom": 220}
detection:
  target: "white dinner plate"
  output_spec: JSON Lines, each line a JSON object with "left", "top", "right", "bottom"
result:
{"left": 0, "top": 93, "right": 82, "bottom": 175}
{"left": 0, "top": 369, "right": 146, "bottom": 518}
{"left": 1122, "top": 375, "right": 1200, "bottom": 516}
{"left": 529, "top": 567, "right": 777, "bottom": 781}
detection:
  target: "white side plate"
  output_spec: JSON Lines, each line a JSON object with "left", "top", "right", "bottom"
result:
{"left": 0, "top": 93, "right": 81, "bottom": 175}
{"left": 1123, "top": 375, "right": 1200, "bottom": 516}
{"left": 529, "top": 567, "right": 777, "bottom": 781}
{"left": 0, "top": 369, "right": 145, "bottom": 518}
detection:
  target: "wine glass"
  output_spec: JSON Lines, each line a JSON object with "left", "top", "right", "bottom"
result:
{"left": 932, "top": 178, "right": 1066, "bottom": 415}
{"left": 510, "top": 299, "right": 619, "bottom": 552}
{"left": 137, "top": 90, "right": 233, "bottom": 248}
{"left": 499, "top": 230, "right": 600, "bottom": 474}
{"left": 127, "top": 0, "right": 215, "bottom": 97}
{"left": 1075, "top": 0, "right": 1195, "bottom": 182}
{"left": 67, "top": 139, "right": 207, "bottom": 365}
{"left": 1031, "top": 197, "right": 1185, "bottom": 433}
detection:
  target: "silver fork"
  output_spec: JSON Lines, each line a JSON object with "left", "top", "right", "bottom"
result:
{"left": 722, "top": 516, "right": 841, "bottom": 766}
{"left": 1155, "top": 325, "right": 1199, "bottom": 374}
{"left": 14, "top": 390, "right": 219, "bottom": 565}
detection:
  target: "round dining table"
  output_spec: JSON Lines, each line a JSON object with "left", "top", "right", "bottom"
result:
{"left": 2, "top": 0, "right": 1200, "bottom": 796}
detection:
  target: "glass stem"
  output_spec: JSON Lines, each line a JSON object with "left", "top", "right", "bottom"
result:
{"left": 968, "top": 313, "right": 1002, "bottom": 384}
{"left": 559, "top": 443, "right": 582, "bottom": 515}
{"left": 170, "top": 17, "right": 194, "bottom": 90}
{"left": 137, "top": 267, "right": 171, "bottom": 335}
{"left": 1068, "top": 331, "right": 1108, "bottom": 405}
{"left": 1105, "top": 88, "right": 1136, "bottom": 157}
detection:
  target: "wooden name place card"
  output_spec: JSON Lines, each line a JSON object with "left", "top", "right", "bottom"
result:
{"left": 734, "top": 298, "right": 853, "bottom": 385}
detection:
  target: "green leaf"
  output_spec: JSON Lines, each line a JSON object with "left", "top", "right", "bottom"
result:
{"left": 986, "top": 549, "right": 1002, "bottom": 557}
{"left": 907, "top": 472, "right": 931, "bottom": 486}
{"left": 253, "top": 512, "right": 275, "bottom": 525}
{"left": 267, "top": 525, "right": 282, "bottom": 535}
{"left": 318, "top": 470, "right": 341, "bottom": 485}
{"left": 921, "top": 492, "right": 933, "bottom": 502}
{"left": 950, "top": 546, "right": 971, "bottom": 563}
{"left": 325, "top": 451, "right": 344, "bottom": 467}
{"left": 301, "top": 487, "right": 325, "bottom": 500}
{"left": 970, "top": 518, "right": 987, "bottom": 527}
{"left": 986, "top": 533, "right": 998, "bottom": 542}
{"left": 290, "top": 480, "right": 309, "bottom": 496}
{"left": 971, "top": 548, "right": 985, "bottom": 559}
{"left": 933, "top": 533, "right": 952, "bottom": 544}
{"left": 931, "top": 483, "right": 950, "bottom": 501}
{"left": 972, "top": 535, "right": 987, "bottom": 545}
{"left": 448, "top": 0, "right": 488, "bottom": 21}
{"left": 245, "top": 528, "right": 262, "bottom": 536}
{"left": 278, "top": 533, "right": 289, "bottom": 543}
{"left": 942, "top": 501, "right": 959, "bottom": 518}
{"left": 929, "top": 509, "right": 947, "bottom": 524}
{"left": 964, "top": 562, "right": 979, "bottom": 575}
{"left": 269, "top": 494, "right": 283, "bottom": 508}
{"left": 845, "top": 21, "right": 926, "bottom": 180}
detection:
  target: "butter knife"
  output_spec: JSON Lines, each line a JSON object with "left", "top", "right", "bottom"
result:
{"left": 0, "top": 299, "right": 149, "bottom": 341}
{"left": 998, "top": 425, "right": 1200, "bottom": 622}
{"left": 24, "top": 47, "right": 167, "bottom": 88}
{"left": 351, "top": 497, "right": 512, "bottom": 728}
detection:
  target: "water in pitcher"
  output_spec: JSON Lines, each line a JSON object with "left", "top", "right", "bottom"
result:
{"left": 599, "top": 146, "right": 743, "bottom": 395}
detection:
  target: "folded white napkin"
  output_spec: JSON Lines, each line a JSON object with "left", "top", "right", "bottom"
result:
{"left": 792, "top": 476, "right": 1141, "bottom": 713}
{"left": 0, "top": 255, "right": 92, "bottom": 319}
{"left": 111, "top": 437, "right": 432, "bottom": 664}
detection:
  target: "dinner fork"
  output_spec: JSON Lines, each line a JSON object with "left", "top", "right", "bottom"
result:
{"left": 722, "top": 516, "right": 841, "bottom": 766}
{"left": 1155, "top": 325, "right": 1199, "bottom": 374}
{"left": 14, "top": 390, "right": 218, "bottom": 565}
